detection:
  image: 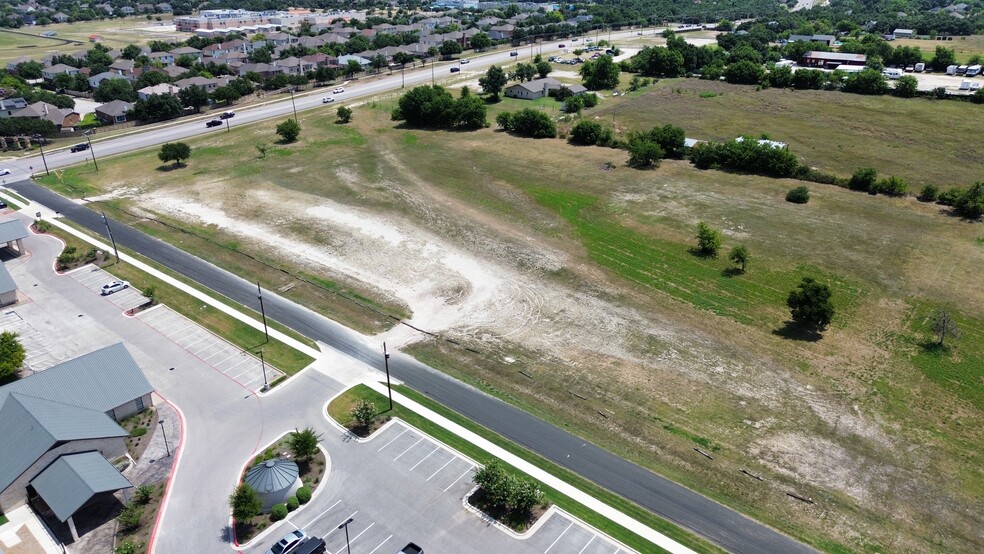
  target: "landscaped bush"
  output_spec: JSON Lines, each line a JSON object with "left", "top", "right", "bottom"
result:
{"left": 286, "top": 496, "right": 299, "bottom": 512}
{"left": 117, "top": 503, "right": 143, "bottom": 531}
{"left": 270, "top": 503, "right": 288, "bottom": 521}
{"left": 296, "top": 486, "right": 312, "bottom": 504}
{"left": 135, "top": 484, "right": 154, "bottom": 504}
{"left": 130, "top": 427, "right": 147, "bottom": 437}
{"left": 786, "top": 186, "right": 810, "bottom": 204}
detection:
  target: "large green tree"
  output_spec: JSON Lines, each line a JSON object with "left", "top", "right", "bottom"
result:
{"left": 0, "top": 331, "right": 26, "bottom": 379}
{"left": 469, "top": 32, "right": 492, "bottom": 51}
{"left": 158, "top": 142, "right": 191, "bottom": 166}
{"left": 930, "top": 46, "right": 956, "bottom": 71}
{"left": 178, "top": 84, "right": 209, "bottom": 112}
{"left": 479, "top": 65, "right": 507, "bottom": 99}
{"left": 93, "top": 79, "right": 137, "bottom": 103}
{"left": 439, "top": 40, "right": 463, "bottom": 58}
{"left": 580, "top": 55, "right": 621, "bottom": 90}
{"left": 276, "top": 118, "right": 301, "bottom": 143}
{"left": 695, "top": 222, "right": 722, "bottom": 257}
{"left": 954, "top": 182, "right": 984, "bottom": 219}
{"left": 787, "top": 277, "right": 835, "bottom": 331}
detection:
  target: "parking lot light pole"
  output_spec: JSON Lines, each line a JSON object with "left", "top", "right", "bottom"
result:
{"left": 85, "top": 131, "right": 98, "bottom": 171}
{"left": 256, "top": 349, "right": 269, "bottom": 391}
{"left": 338, "top": 517, "right": 353, "bottom": 554}
{"left": 159, "top": 419, "right": 170, "bottom": 456}
{"left": 383, "top": 342, "right": 393, "bottom": 411}
{"left": 100, "top": 212, "right": 120, "bottom": 264}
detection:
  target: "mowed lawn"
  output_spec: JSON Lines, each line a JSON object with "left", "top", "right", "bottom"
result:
{"left": 0, "top": 18, "right": 182, "bottom": 63}
{"left": 891, "top": 34, "right": 984, "bottom": 64}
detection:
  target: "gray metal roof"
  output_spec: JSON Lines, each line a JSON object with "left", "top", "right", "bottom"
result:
{"left": 30, "top": 451, "right": 133, "bottom": 522}
{"left": 0, "top": 343, "right": 153, "bottom": 414}
{"left": 0, "top": 394, "right": 127, "bottom": 494}
{"left": 0, "top": 262, "right": 14, "bottom": 295}
{"left": 0, "top": 219, "right": 29, "bottom": 244}
{"left": 244, "top": 458, "right": 299, "bottom": 494}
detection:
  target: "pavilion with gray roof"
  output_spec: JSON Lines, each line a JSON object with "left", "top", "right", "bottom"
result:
{"left": 0, "top": 218, "right": 28, "bottom": 255}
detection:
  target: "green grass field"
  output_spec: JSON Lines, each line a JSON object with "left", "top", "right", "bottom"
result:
{"left": 0, "top": 18, "right": 184, "bottom": 64}
{"left": 891, "top": 35, "right": 984, "bottom": 64}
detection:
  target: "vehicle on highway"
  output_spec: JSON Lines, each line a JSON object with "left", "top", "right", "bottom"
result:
{"left": 0, "top": 168, "right": 10, "bottom": 176}
{"left": 558, "top": 44, "right": 565, "bottom": 48}
{"left": 459, "top": 59, "right": 470, "bottom": 64}
{"left": 219, "top": 111, "right": 235, "bottom": 119}
{"left": 396, "top": 543, "right": 423, "bottom": 554}
{"left": 266, "top": 529, "right": 306, "bottom": 554}
{"left": 70, "top": 143, "right": 89, "bottom": 153}
{"left": 206, "top": 119, "right": 223, "bottom": 127}
{"left": 509, "top": 51, "right": 518, "bottom": 56}
{"left": 100, "top": 280, "right": 129, "bottom": 296}
{"left": 333, "top": 87, "right": 344, "bottom": 93}
{"left": 572, "top": 37, "right": 579, "bottom": 42}
{"left": 322, "top": 97, "right": 335, "bottom": 103}
{"left": 450, "top": 67, "right": 460, "bottom": 73}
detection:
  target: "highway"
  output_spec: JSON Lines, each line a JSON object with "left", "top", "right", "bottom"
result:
{"left": 3, "top": 33, "right": 815, "bottom": 554}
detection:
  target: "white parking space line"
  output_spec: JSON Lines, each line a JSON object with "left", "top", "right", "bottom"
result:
{"left": 544, "top": 522, "right": 574, "bottom": 554}
{"left": 377, "top": 428, "right": 408, "bottom": 452}
{"left": 443, "top": 467, "right": 472, "bottom": 492}
{"left": 394, "top": 438, "right": 423, "bottom": 461}
{"left": 409, "top": 446, "right": 439, "bottom": 471}
{"left": 577, "top": 534, "right": 597, "bottom": 554}
{"left": 426, "top": 456, "right": 457, "bottom": 481}
{"left": 297, "top": 499, "right": 341, "bottom": 529}
{"left": 367, "top": 535, "right": 392, "bottom": 554}
{"left": 181, "top": 334, "right": 209, "bottom": 350}
{"left": 349, "top": 522, "right": 375, "bottom": 544}
{"left": 325, "top": 511, "right": 359, "bottom": 539}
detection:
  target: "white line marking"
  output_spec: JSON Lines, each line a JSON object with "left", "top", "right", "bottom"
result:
{"left": 427, "top": 456, "right": 456, "bottom": 481}
{"left": 367, "top": 535, "right": 392, "bottom": 554}
{"left": 298, "top": 499, "right": 341, "bottom": 529}
{"left": 349, "top": 522, "right": 375, "bottom": 544}
{"left": 324, "top": 510, "right": 359, "bottom": 540}
{"left": 409, "top": 446, "right": 439, "bottom": 471}
{"left": 393, "top": 438, "right": 423, "bottom": 461}
{"left": 377, "top": 428, "right": 407, "bottom": 451}
{"left": 443, "top": 467, "right": 471, "bottom": 492}
{"left": 577, "top": 533, "right": 597, "bottom": 554}
{"left": 544, "top": 521, "right": 574, "bottom": 554}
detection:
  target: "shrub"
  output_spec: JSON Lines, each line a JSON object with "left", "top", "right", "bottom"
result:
{"left": 286, "top": 496, "right": 299, "bottom": 512}
{"left": 130, "top": 427, "right": 147, "bottom": 437}
{"left": 568, "top": 120, "right": 612, "bottom": 146}
{"left": 581, "top": 92, "right": 599, "bottom": 107}
{"left": 270, "top": 503, "right": 288, "bottom": 521}
{"left": 848, "top": 167, "right": 878, "bottom": 192}
{"left": 507, "top": 109, "right": 556, "bottom": 138}
{"left": 972, "top": 89, "right": 984, "bottom": 104}
{"left": 695, "top": 222, "right": 722, "bottom": 257}
{"left": 230, "top": 483, "right": 263, "bottom": 521}
{"left": 627, "top": 138, "right": 664, "bottom": 168}
{"left": 876, "top": 175, "right": 908, "bottom": 197}
{"left": 954, "top": 182, "right": 984, "bottom": 219}
{"left": 786, "top": 186, "right": 810, "bottom": 204}
{"left": 494, "top": 111, "right": 512, "bottom": 130}
{"left": 917, "top": 184, "right": 940, "bottom": 202}
{"left": 296, "top": 486, "right": 312, "bottom": 504}
{"left": 275, "top": 119, "right": 301, "bottom": 143}
{"left": 336, "top": 106, "right": 353, "bottom": 123}
{"left": 117, "top": 503, "right": 143, "bottom": 531}
{"left": 351, "top": 400, "right": 376, "bottom": 428}
{"left": 937, "top": 187, "right": 963, "bottom": 206}
{"left": 135, "top": 484, "right": 154, "bottom": 504}
{"left": 35, "top": 220, "right": 52, "bottom": 232}
{"left": 115, "top": 541, "right": 141, "bottom": 554}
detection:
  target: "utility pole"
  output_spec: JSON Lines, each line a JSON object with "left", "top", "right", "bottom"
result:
{"left": 100, "top": 212, "right": 119, "bottom": 264}
{"left": 34, "top": 136, "right": 50, "bottom": 176}
{"left": 288, "top": 87, "right": 298, "bottom": 121}
{"left": 256, "top": 281, "right": 269, "bottom": 343}
{"left": 85, "top": 131, "right": 98, "bottom": 171}
{"left": 383, "top": 342, "right": 393, "bottom": 411}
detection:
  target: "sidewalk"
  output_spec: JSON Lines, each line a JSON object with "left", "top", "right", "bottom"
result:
{"left": 0, "top": 506, "right": 63, "bottom": 554}
{"left": 0, "top": 193, "right": 695, "bottom": 554}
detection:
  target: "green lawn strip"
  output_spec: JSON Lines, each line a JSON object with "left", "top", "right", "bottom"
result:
{"left": 0, "top": 513, "right": 8, "bottom": 525}
{"left": 41, "top": 224, "right": 314, "bottom": 375}
{"left": 1, "top": 188, "right": 29, "bottom": 205}
{"left": 329, "top": 384, "right": 722, "bottom": 554}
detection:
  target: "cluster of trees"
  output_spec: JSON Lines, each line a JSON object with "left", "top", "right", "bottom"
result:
{"left": 919, "top": 182, "right": 984, "bottom": 219}
{"left": 472, "top": 460, "right": 544, "bottom": 521}
{"left": 495, "top": 109, "right": 556, "bottom": 138}
{"left": 690, "top": 137, "right": 800, "bottom": 178}
{"left": 391, "top": 85, "right": 487, "bottom": 130}
{"left": 694, "top": 221, "right": 751, "bottom": 273}
{"left": 846, "top": 168, "right": 908, "bottom": 197}
{"left": 626, "top": 124, "right": 686, "bottom": 168}
{"left": 579, "top": 55, "right": 621, "bottom": 90}
{"left": 568, "top": 120, "right": 614, "bottom": 147}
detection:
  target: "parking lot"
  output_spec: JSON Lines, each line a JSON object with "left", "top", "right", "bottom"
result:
{"left": 248, "top": 422, "right": 635, "bottom": 554}
{"left": 69, "top": 264, "right": 148, "bottom": 312}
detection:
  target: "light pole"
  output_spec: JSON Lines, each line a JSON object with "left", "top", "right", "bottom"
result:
{"left": 288, "top": 87, "right": 298, "bottom": 121}
{"left": 85, "top": 131, "right": 98, "bottom": 171}
{"left": 401, "top": 65, "right": 405, "bottom": 88}
{"left": 100, "top": 212, "right": 120, "bottom": 264}
{"left": 337, "top": 517, "right": 353, "bottom": 554}
{"left": 34, "top": 136, "right": 50, "bottom": 176}
{"left": 256, "top": 349, "right": 269, "bottom": 391}
{"left": 431, "top": 59, "right": 435, "bottom": 85}
{"left": 159, "top": 419, "right": 170, "bottom": 456}
{"left": 256, "top": 281, "right": 269, "bottom": 343}
{"left": 383, "top": 342, "right": 393, "bottom": 411}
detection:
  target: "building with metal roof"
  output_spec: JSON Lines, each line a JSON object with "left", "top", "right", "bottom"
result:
{"left": 0, "top": 261, "right": 16, "bottom": 306}
{"left": 0, "top": 218, "right": 29, "bottom": 256}
{"left": 244, "top": 458, "right": 301, "bottom": 511}
{"left": 0, "top": 343, "right": 153, "bottom": 537}
{"left": 29, "top": 451, "right": 134, "bottom": 522}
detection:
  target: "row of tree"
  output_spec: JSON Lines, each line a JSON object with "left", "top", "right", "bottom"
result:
{"left": 391, "top": 85, "right": 487, "bottom": 130}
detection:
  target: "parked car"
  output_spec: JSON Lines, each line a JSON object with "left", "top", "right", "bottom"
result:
{"left": 396, "top": 543, "right": 423, "bottom": 554}
{"left": 206, "top": 119, "right": 222, "bottom": 127}
{"left": 333, "top": 87, "right": 344, "bottom": 93}
{"left": 459, "top": 59, "right": 470, "bottom": 64}
{"left": 293, "top": 537, "right": 326, "bottom": 554}
{"left": 450, "top": 67, "right": 460, "bottom": 73}
{"left": 70, "top": 143, "right": 89, "bottom": 153}
{"left": 219, "top": 111, "right": 235, "bottom": 119}
{"left": 322, "top": 97, "right": 335, "bottom": 103}
{"left": 0, "top": 168, "right": 10, "bottom": 176}
{"left": 100, "top": 280, "right": 129, "bottom": 296}
{"left": 509, "top": 51, "right": 518, "bottom": 57}
{"left": 266, "top": 529, "right": 307, "bottom": 554}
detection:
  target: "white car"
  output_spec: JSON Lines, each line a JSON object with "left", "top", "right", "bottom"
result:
{"left": 333, "top": 87, "right": 344, "bottom": 94}
{"left": 100, "top": 280, "right": 129, "bottom": 296}
{"left": 459, "top": 59, "right": 470, "bottom": 64}
{"left": 322, "top": 97, "right": 335, "bottom": 103}
{"left": 0, "top": 168, "right": 10, "bottom": 176}
{"left": 266, "top": 529, "right": 307, "bottom": 554}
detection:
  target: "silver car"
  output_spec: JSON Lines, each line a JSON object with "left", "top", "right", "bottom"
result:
{"left": 267, "top": 529, "right": 307, "bottom": 554}
{"left": 100, "top": 280, "right": 129, "bottom": 295}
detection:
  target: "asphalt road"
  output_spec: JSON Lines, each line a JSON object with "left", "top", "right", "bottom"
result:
{"left": 8, "top": 180, "right": 814, "bottom": 554}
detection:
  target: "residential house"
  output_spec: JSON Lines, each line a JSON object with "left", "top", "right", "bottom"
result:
{"left": 264, "top": 31, "right": 294, "bottom": 46}
{"left": 156, "top": 3, "right": 172, "bottom": 12}
{"left": 94, "top": 100, "right": 134, "bottom": 124}
{"left": 0, "top": 97, "right": 29, "bottom": 116}
{"left": 41, "top": 63, "right": 80, "bottom": 81}
{"left": 119, "top": 6, "right": 135, "bottom": 15}
{"left": 169, "top": 46, "right": 203, "bottom": 63}
{"left": 893, "top": 28, "right": 915, "bottom": 38}
{"left": 6, "top": 56, "right": 33, "bottom": 72}
{"left": 10, "top": 101, "right": 80, "bottom": 129}
{"left": 87, "top": 72, "right": 130, "bottom": 89}
{"left": 236, "top": 62, "right": 284, "bottom": 78}
{"left": 273, "top": 56, "right": 314, "bottom": 75}
{"left": 51, "top": 12, "right": 69, "bottom": 23}
{"left": 337, "top": 54, "right": 371, "bottom": 67}
{"left": 297, "top": 35, "right": 328, "bottom": 49}
{"left": 174, "top": 75, "right": 231, "bottom": 92}
{"left": 302, "top": 53, "right": 338, "bottom": 68}
{"left": 156, "top": 65, "right": 186, "bottom": 79}
{"left": 488, "top": 24, "right": 515, "bottom": 40}
{"left": 504, "top": 77, "right": 565, "bottom": 100}
{"left": 136, "top": 83, "right": 180, "bottom": 100}
{"left": 147, "top": 51, "right": 175, "bottom": 66}
{"left": 109, "top": 59, "right": 137, "bottom": 75}
{"left": 0, "top": 343, "right": 153, "bottom": 534}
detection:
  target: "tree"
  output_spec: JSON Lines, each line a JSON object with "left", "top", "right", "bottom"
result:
{"left": 506, "top": 109, "right": 556, "bottom": 138}
{"left": 351, "top": 400, "right": 376, "bottom": 428}
{"left": 121, "top": 44, "right": 143, "bottom": 60}
{"left": 535, "top": 60, "right": 552, "bottom": 79}
{"left": 512, "top": 62, "right": 536, "bottom": 83}
{"left": 177, "top": 84, "right": 209, "bottom": 112}
{"left": 931, "top": 46, "right": 956, "bottom": 71}
{"left": 469, "top": 32, "right": 492, "bottom": 51}
{"left": 569, "top": 120, "right": 612, "bottom": 146}
{"left": 229, "top": 483, "right": 263, "bottom": 521}
{"left": 473, "top": 460, "right": 510, "bottom": 506}
{"left": 94, "top": 79, "right": 137, "bottom": 102}
{"left": 843, "top": 68, "right": 888, "bottom": 95}
{"left": 787, "top": 277, "right": 835, "bottom": 331}
{"left": 452, "top": 94, "right": 488, "bottom": 129}
{"left": 439, "top": 40, "right": 463, "bottom": 59}
{"left": 15, "top": 61, "right": 43, "bottom": 79}
{"left": 627, "top": 138, "right": 664, "bottom": 168}
{"left": 728, "top": 245, "right": 749, "bottom": 272}
{"left": 725, "top": 60, "right": 764, "bottom": 85}
{"left": 392, "top": 85, "right": 455, "bottom": 127}
{"left": 767, "top": 65, "right": 793, "bottom": 88}
{"left": 695, "top": 222, "right": 722, "bottom": 257}
{"left": 336, "top": 106, "right": 353, "bottom": 123}
{"left": 479, "top": 65, "right": 507, "bottom": 99}
{"left": 930, "top": 309, "right": 960, "bottom": 346}
{"left": 288, "top": 427, "right": 322, "bottom": 460}
{"left": 370, "top": 54, "right": 387, "bottom": 73}
{"left": 345, "top": 60, "right": 363, "bottom": 77}
{"left": 580, "top": 55, "right": 620, "bottom": 90}
{"left": 51, "top": 73, "right": 75, "bottom": 91}
{"left": 917, "top": 184, "right": 939, "bottom": 203}
{"left": 848, "top": 167, "right": 878, "bottom": 192}
{"left": 211, "top": 86, "right": 241, "bottom": 106}
{"left": 158, "top": 142, "right": 191, "bottom": 166}
{"left": 954, "top": 182, "right": 984, "bottom": 219}
{"left": 510, "top": 478, "right": 543, "bottom": 515}
{"left": 563, "top": 94, "right": 585, "bottom": 114}
{"left": 972, "top": 89, "right": 984, "bottom": 105}
{"left": 894, "top": 75, "right": 918, "bottom": 98}
{"left": 132, "top": 94, "right": 183, "bottom": 122}
{"left": 0, "top": 331, "right": 26, "bottom": 379}
{"left": 276, "top": 118, "right": 301, "bottom": 143}
{"left": 786, "top": 186, "right": 810, "bottom": 204}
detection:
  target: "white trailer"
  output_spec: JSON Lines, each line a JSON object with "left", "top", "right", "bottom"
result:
{"left": 946, "top": 64, "right": 958, "bottom": 75}
{"left": 882, "top": 68, "right": 904, "bottom": 79}
{"left": 914, "top": 62, "right": 925, "bottom": 72}
{"left": 959, "top": 80, "right": 971, "bottom": 90}
{"left": 967, "top": 65, "right": 982, "bottom": 77}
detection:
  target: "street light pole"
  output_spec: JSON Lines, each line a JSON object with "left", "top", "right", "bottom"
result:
{"left": 35, "top": 137, "right": 50, "bottom": 176}
{"left": 337, "top": 518, "right": 353, "bottom": 554}
{"left": 401, "top": 65, "right": 405, "bottom": 88}
{"left": 431, "top": 60, "right": 435, "bottom": 85}
{"left": 100, "top": 212, "right": 120, "bottom": 264}
{"left": 256, "top": 281, "right": 269, "bottom": 343}
{"left": 288, "top": 87, "right": 298, "bottom": 121}
{"left": 85, "top": 132, "right": 98, "bottom": 171}
{"left": 159, "top": 419, "right": 170, "bottom": 456}
{"left": 256, "top": 349, "right": 269, "bottom": 391}
{"left": 383, "top": 342, "right": 393, "bottom": 411}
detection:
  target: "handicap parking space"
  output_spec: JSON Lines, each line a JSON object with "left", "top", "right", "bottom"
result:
{"left": 69, "top": 265, "right": 147, "bottom": 312}
{"left": 134, "top": 306, "right": 284, "bottom": 393}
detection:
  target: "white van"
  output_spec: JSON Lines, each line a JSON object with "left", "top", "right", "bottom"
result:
{"left": 882, "top": 68, "right": 904, "bottom": 79}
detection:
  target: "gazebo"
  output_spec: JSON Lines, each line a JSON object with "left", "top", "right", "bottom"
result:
{"left": 243, "top": 458, "right": 300, "bottom": 512}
